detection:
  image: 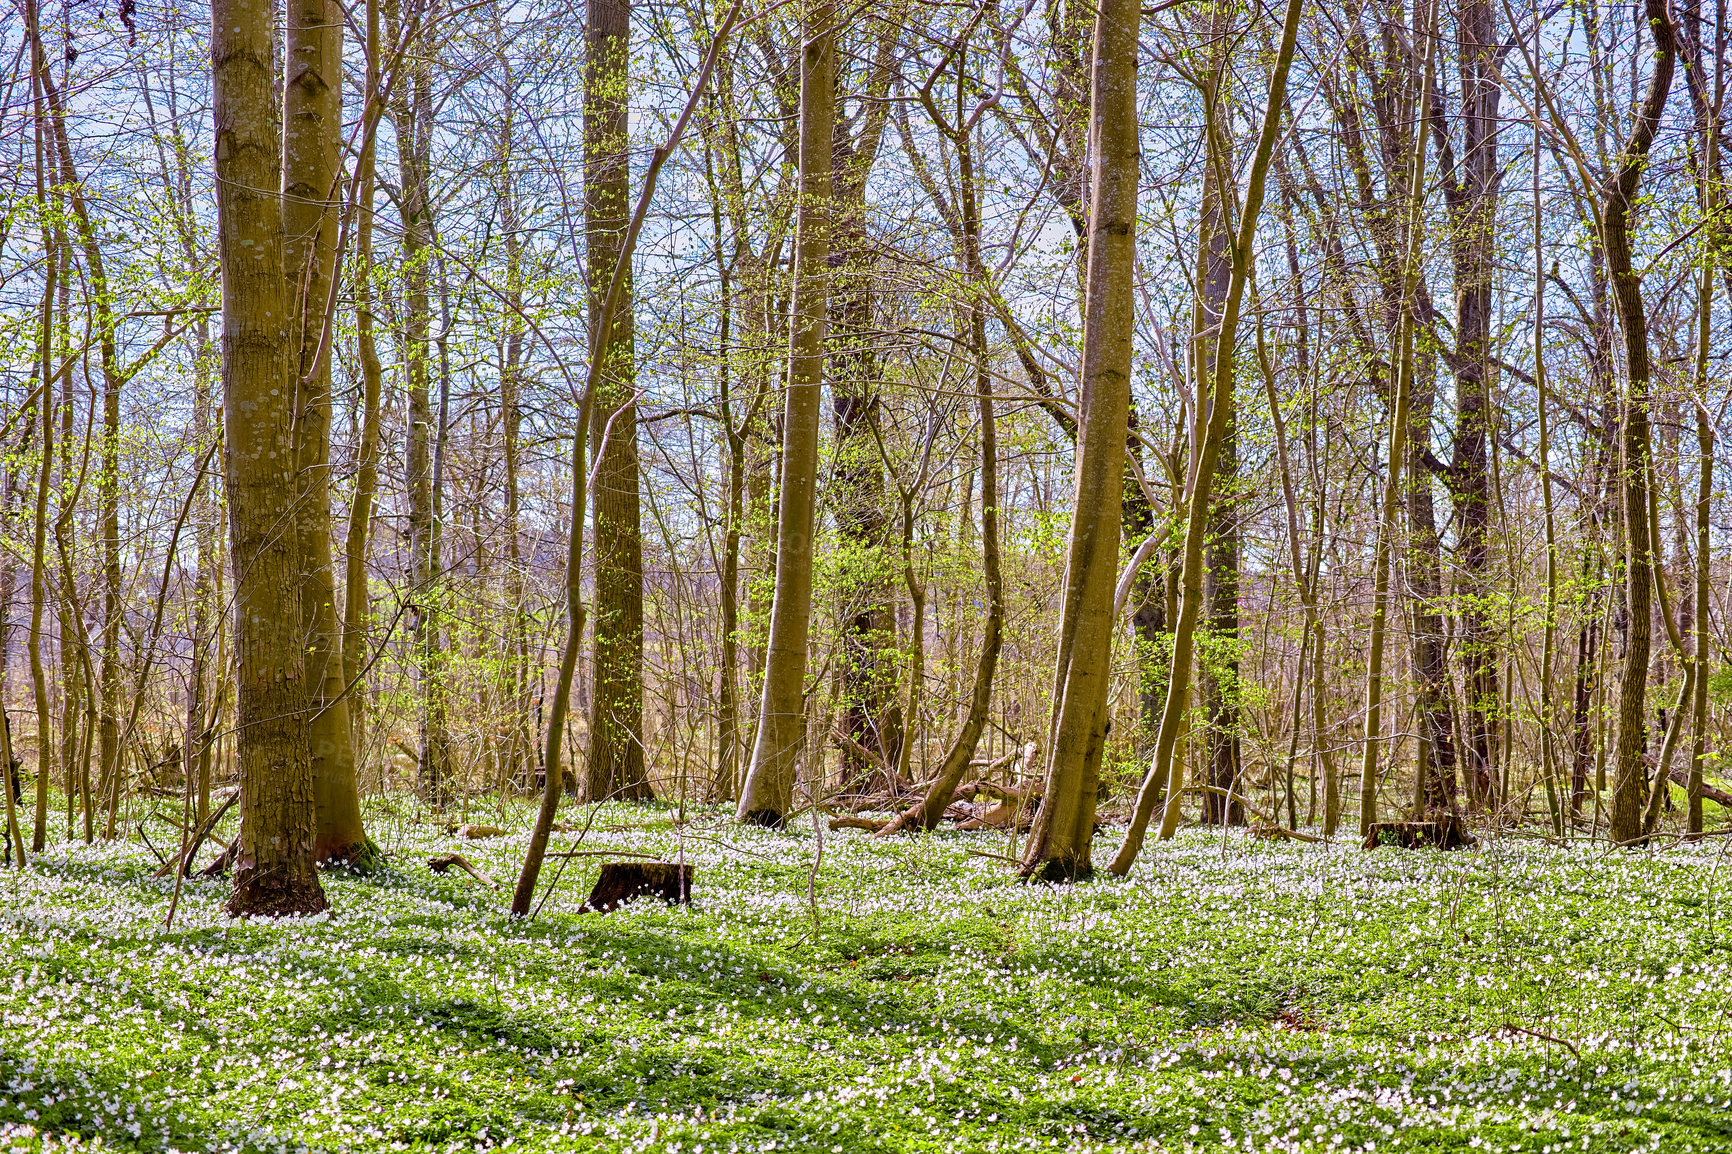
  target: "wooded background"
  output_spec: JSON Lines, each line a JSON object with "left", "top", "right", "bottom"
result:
{"left": 1, "top": 0, "right": 1726, "bottom": 910}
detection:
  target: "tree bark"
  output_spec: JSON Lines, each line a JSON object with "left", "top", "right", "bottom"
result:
{"left": 1109, "top": 0, "right": 1304, "bottom": 872}
{"left": 584, "top": 0, "right": 651, "bottom": 803}
{"left": 1442, "top": 0, "right": 1503, "bottom": 808}
{"left": 737, "top": 0, "right": 836, "bottom": 827}
{"left": 1605, "top": 0, "right": 1675, "bottom": 845}
{"left": 343, "top": 0, "right": 384, "bottom": 797}
{"left": 1193, "top": 32, "right": 1241, "bottom": 827}
{"left": 212, "top": 0, "right": 327, "bottom": 915}
{"left": 285, "top": 0, "right": 370, "bottom": 866}
{"left": 1020, "top": 0, "right": 1138, "bottom": 881}
{"left": 388, "top": 0, "right": 449, "bottom": 807}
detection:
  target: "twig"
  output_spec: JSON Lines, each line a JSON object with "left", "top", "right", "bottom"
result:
{"left": 153, "top": 789, "right": 238, "bottom": 879}
{"left": 1500, "top": 1022, "right": 1581, "bottom": 1060}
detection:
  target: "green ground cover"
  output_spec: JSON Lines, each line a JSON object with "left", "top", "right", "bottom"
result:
{"left": 2, "top": 805, "right": 1731, "bottom": 1152}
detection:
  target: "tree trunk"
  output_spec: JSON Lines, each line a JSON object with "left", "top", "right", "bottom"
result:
{"left": 583, "top": 0, "right": 651, "bottom": 804}
{"left": 737, "top": 0, "right": 836, "bottom": 827}
{"left": 877, "top": 67, "right": 1001, "bottom": 836}
{"left": 1604, "top": 0, "right": 1675, "bottom": 845}
{"left": 1445, "top": 0, "right": 1503, "bottom": 809}
{"left": 389, "top": 1, "right": 449, "bottom": 808}
{"left": 212, "top": 0, "right": 327, "bottom": 915}
{"left": 1193, "top": 45, "right": 1240, "bottom": 827}
{"left": 343, "top": 1, "right": 384, "bottom": 794}
{"left": 1109, "top": 0, "right": 1303, "bottom": 872}
{"left": 285, "top": 0, "right": 370, "bottom": 866}
{"left": 1020, "top": 0, "right": 1138, "bottom": 881}
{"left": 1405, "top": 349, "right": 1459, "bottom": 814}
{"left": 26, "top": 15, "right": 54, "bottom": 851}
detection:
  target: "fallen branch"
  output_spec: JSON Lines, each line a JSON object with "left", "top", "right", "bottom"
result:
{"left": 1499, "top": 1021, "right": 1581, "bottom": 1061}
{"left": 1189, "top": 782, "right": 1284, "bottom": 828}
{"left": 1667, "top": 765, "right": 1732, "bottom": 809}
{"left": 955, "top": 778, "right": 1041, "bottom": 804}
{"left": 1249, "top": 823, "right": 1327, "bottom": 844}
{"left": 198, "top": 835, "right": 239, "bottom": 878}
{"left": 135, "top": 822, "right": 169, "bottom": 866}
{"left": 427, "top": 853, "right": 503, "bottom": 888}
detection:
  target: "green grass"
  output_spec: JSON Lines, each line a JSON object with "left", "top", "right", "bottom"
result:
{"left": 3, "top": 803, "right": 1732, "bottom": 1152}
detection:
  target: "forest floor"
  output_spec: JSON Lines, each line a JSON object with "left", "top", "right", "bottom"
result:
{"left": 2, "top": 801, "right": 1732, "bottom": 1153}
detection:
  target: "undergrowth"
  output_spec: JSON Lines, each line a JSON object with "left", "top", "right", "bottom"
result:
{"left": 3, "top": 802, "right": 1731, "bottom": 1152}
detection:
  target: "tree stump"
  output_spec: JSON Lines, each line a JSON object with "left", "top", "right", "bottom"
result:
{"left": 581, "top": 862, "right": 693, "bottom": 912}
{"left": 1362, "top": 815, "right": 1473, "bottom": 850}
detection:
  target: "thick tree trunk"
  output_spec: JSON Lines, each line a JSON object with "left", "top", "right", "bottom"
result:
{"left": 737, "top": 0, "right": 835, "bottom": 827}
{"left": 584, "top": 0, "right": 650, "bottom": 803}
{"left": 1445, "top": 0, "right": 1503, "bottom": 809}
{"left": 1405, "top": 352, "right": 1459, "bottom": 814}
{"left": 829, "top": 241, "right": 898, "bottom": 790}
{"left": 212, "top": 0, "right": 327, "bottom": 915}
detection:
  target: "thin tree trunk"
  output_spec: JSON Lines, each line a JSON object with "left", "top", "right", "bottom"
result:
{"left": 343, "top": 0, "right": 384, "bottom": 791}
{"left": 1534, "top": 81, "right": 1562, "bottom": 833}
{"left": 1359, "top": 0, "right": 1437, "bottom": 838}
{"left": 1192, "top": 18, "right": 1240, "bottom": 828}
{"left": 390, "top": 0, "right": 449, "bottom": 807}
{"left": 1108, "top": 0, "right": 1304, "bottom": 872}
{"left": 286, "top": 0, "right": 370, "bottom": 866}
{"left": 879, "top": 80, "right": 1002, "bottom": 836}
{"left": 1605, "top": 0, "right": 1675, "bottom": 845}
{"left": 737, "top": 0, "right": 836, "bottom": 827}
{"left": 511, "top": 2, "right": 740, "bottom": 911}
{"left": 27, "top": 14, "right": 54, "bottom": 850}
{"left": 1019, "top": 0, "right": 1139, "bottom": 881}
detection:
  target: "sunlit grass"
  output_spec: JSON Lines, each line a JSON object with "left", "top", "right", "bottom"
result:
{"left": 2, "top": 801, "right": 1730, "bottom": 1152}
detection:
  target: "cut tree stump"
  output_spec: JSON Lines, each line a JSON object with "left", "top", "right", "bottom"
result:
{"left": 1363, "top": 816, "right": 1473, "bottom": 850}
{"left": 581, "top": 862, "right": 693, "bottom": 913}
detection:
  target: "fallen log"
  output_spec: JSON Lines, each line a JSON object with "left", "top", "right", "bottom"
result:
{"left": 827, "top": 816, "right": 888, "bottom": 832}
{"left": 876, "top": 741, "right": 1040, "bottom": 837}
{"left": 956, "top": 798, "right": 1034, "bottom": 831}
{"left": 1249, "top": 823, "right": 1326, "bottom": 843}
{"left": 1666, "top": 764, "right": 1732, "bottom": 809}
{"left": 447, "top": 823, "right": 507, "bottom": 839}
{"left": 954, "top": 778, "right": 1040, "bottom": 804}
{"left": 427, "top": 852, "right": 502, "bottom": 888}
